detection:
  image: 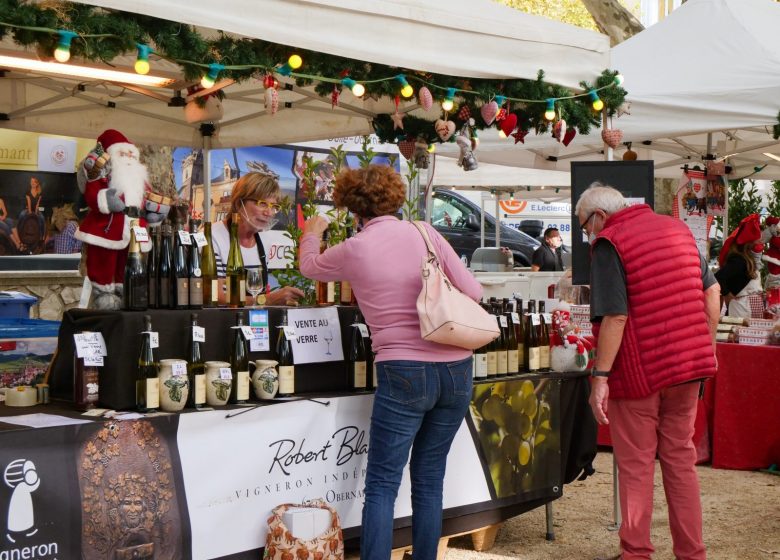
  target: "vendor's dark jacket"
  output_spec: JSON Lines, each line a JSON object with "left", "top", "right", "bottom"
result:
{"left": 592, "top": 204, "right": 716, "bottom": 399}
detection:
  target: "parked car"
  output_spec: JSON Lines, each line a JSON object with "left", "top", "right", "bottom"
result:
{"left": 430, "top": 189, "right": 541, "bottom": 266}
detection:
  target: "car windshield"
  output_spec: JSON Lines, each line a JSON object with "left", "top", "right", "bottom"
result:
{"left": 431, "top": 194, "right": 493, "bottom": 232}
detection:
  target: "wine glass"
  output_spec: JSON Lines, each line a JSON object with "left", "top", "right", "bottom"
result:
{"left": 323, "top": 330, "right": 334, "bottom": 356}
{"left": 246, "top": 269, "right": 263, "bottom": 306}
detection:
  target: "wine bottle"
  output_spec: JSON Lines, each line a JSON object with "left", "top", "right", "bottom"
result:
{"left": 484, "top": 303, "right": 498, "bottom": 378}
{"left": 148, "top": 226, "right": 160, "bottom": 309}
{"left": 347, "top": 310, "right": 368, "bottom": 391}
{"left": 494, "top": 303, "right": 508, "bottom": 377}
{"left": 473, "top": 338, "right": 488, "bottom": 380}
{"left": 228, "top": 313, "right": 250, "bottom": 404}
{"left": 173, "top": 220, "right": 190, "bottom": 309}
{"left": 226, "top": 213, "right": 245, "bottom": 308}
{"left": 364, "top": 323, "right": 376, "bottom": 390}
{"left": 189, "top": 224, "right": 204, "bottom": 309}
{"left": 276, "top": 309, "right": 295, "bottom": 397}
{"left": 136, "top": 315, "right": 159, "bottom": 413}
{"left": 73, "top": 333, "right": 99, "bottom": 411}
{"left": 316, "top": 230, "right": 336, "bottom": 306}
{"left": 514, "top": 296, "right": 526, "bottom": 372}
{"left": 339, "top": 227, "right": 357, "bottom": 305}
{"left": 524, "top": 300, "right": 540, "bottom": 372}
{"left": 538, "top": 301, "right": 551, "bottom": 371}
{"left": 158, "top": 221, "right": 173, "bottom": 309}
{"left": 123, "top": 217, "right": 148, "bottom": 311}
{"left": 504, "top": 309, "right": 520, "bottom": 375}
{"left": 187, "top": 313, "right": 206, "bottom": 408}
{"left": 201, "top": 221, "right": 219, "bottom": 308}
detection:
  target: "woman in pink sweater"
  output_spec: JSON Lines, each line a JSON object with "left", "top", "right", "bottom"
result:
{"left": 300, "top": 165, "right": 482, "bottom": 560}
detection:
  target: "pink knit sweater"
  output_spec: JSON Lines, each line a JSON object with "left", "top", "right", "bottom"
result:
{"left": 299, "top": 216, "right": 482, "bottom": 363}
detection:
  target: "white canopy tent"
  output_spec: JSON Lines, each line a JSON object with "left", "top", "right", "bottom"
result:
{"left": 0, "top": 0, "right": 610, "bottom": 148}
{"left": 437, "top": 0, "right": 780, "bottom": 180}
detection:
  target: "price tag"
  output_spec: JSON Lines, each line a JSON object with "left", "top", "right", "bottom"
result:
{"left": 240, "top": 325, "right": 257, "bottom": 340}
{"left": 353, "top": 323, "right": 370, "bottom": 338}
{"left": 84, "top": 355, "right": 104, "bottom": 367}
{"left": 73, "top": 332, "right": 107, "bottom": 358}
{"left": 192, "top": 326, "right": 205, "bottom": 342}
{"left": 132, "top": 225, "right": 149, "bottom": 243}
{"left": 543, "top": 313, "right": 553, "bottom": 324}
{"left": 178, "top": 230, "right": 192, "bottom": 245}
{"left": 499, "top": 315, "right": 508, "bottom": 328}
{"left": 142, "top": 331, "right": 159, "bottom": 349}
{"left": 192, "top": 232, "right": 207, "bottom": 248}
{"left": 531, "top": 313, "right": 541, "bottom": 327}
{"left": 511, "top": 312, "right": 520, "bottom": 324}
{"left": 282, "top": 326, "right": 297, "bottom": 340}
{"left": 172, "top": 362, "right": 187, "bottom": 377}
{"left": 219, "top": 367, "right": 232, "bottom": 380}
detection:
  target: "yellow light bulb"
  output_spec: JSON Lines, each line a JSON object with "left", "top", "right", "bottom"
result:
{"left": 352, "top": 83, "right": 365, "bottom": 97}
{"left": 401, "top": 84, "right": 414, "bottom": 98}
{"left": 288, "top": 54, "right": 303, "bottom": 70}
{"left": 592, "top": 98, "right": 604, "bottom": 111}
{"left": 54, "top": 46, "right": 70, "bottom": 63}
{"left": 441, "top": 99, "right": 454, "bottom": 112}
{"left": 544, "top": 109, "right": 556, "bottom": 121}
{"left": 134, "top": 59, "right": 150, "bottom": 75}
{"left": 427, "top": 144, "right": 435, "bottom": 153}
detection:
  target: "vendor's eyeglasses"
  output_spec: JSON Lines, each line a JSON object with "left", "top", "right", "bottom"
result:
{"left": 579, "top": 211, "right": 596, "bottom": 233}
{"left": 246, "top": 199, "right": 282, "bottom": 214}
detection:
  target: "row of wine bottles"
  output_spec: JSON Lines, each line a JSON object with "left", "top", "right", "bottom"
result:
{"left": 473, "top": 297, "right": 552, "bottom": 379}
{"left": 314, "top": 228, "right": 358, "bottom": 306}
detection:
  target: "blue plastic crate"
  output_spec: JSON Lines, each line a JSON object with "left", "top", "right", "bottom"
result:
{"left": 0, "top": 291, "right": 38, "bottom": 319}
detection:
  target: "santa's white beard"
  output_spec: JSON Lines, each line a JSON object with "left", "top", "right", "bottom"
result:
{"left": 107, "top": 147, "right": 148, "bottom": 208}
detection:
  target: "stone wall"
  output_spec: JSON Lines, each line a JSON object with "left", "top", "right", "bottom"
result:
{"left": 0, "top": 271, "right": 84, "bottom": 321}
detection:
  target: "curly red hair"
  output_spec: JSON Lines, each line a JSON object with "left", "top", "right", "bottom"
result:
{"left": 332, "top": 165, "right": 405, "bottom": 219}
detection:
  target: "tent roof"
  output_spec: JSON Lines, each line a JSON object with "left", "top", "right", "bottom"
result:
{"left": 0, "top": 0, "right": 610, "bottom": 148}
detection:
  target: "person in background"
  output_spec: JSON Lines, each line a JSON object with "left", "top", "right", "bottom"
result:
{"left": 531, "top": 227, "right": 564, "bottom": 271}
{"left": 577, "top": 183, "right": 719, "bottom": 560}
{"left": 0, "top": 196, "right": 22, "bottom": 251}
{"left": 211, "top": 172, "right": 304, "bottom": 306}
{"left": 299, "top": 164, "right": 481, "bottom": 560}
{"left": 49, "top": 203, "right": 82, "bottom": 254}
{"left": 714, "top": 214, "right": 763, "bottom": 319}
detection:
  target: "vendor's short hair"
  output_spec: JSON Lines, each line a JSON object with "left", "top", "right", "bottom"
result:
{"left": 230, "top": 172, "right": 281, "bottom": 215}
{"left": 333, "top": 165, "right": 406, "bottom": 219}
{"left": 544, "top": 227, "right": 560, "bottom": 239}
{"left": 575, "top": 182, "right": 628, "bottom": 218}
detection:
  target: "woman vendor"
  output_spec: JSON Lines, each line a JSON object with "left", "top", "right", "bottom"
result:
{"left": 715, "top": 214, "right": 763, "bottom": 318}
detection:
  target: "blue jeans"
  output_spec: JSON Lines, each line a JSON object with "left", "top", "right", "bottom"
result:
{"left": 360, "top": 357, "right": 473, "bottom": 560}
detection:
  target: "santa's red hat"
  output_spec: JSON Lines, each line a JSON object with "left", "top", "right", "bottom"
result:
{"left": 719, "top": 213, "right": 762, "bottom": 267}
{"left": 766, "top": 216, "right": 780, "bottom": 227}
{"left": 97, "top": 129, "right": 132, "bottom": 151}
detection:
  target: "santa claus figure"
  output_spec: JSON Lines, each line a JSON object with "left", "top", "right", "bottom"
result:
{"left": 74, "top": 129, "right": 159, "bottom": 309}
{"left": 763, "top": 216, "right": 780, "bottom": 290}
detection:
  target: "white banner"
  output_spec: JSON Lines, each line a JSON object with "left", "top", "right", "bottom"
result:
{"left": 37, "top": 136, "right": 76, "bottom": 172}
{"left": 258, "top": 229, "right": 295, "bottom": 270}
{"left": 288, "top": 307, "right": 344, "bottom": 364}
{"left": 177, "top": 395, "right": 489, "bottom": 560}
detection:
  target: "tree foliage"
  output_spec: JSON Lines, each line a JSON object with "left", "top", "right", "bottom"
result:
{"left": 496, "top": 0, "right": 599, "bottom": 30}
{"left": 767, "top": 181, "right": 780, "bottom": 219}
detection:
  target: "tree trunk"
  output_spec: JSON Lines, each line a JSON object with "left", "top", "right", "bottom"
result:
{"left": 139, "top": 144, "right": 177, "bottom": 199}
{"left": 580, "top": 0, "right": 644, "bottom": 46}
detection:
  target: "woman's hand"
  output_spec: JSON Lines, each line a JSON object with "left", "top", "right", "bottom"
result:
{"left": 303, "top": 216, "right": 328, "bottom": 237}
{"left": 266, "top": 285, "right": 306, "bottom": 306}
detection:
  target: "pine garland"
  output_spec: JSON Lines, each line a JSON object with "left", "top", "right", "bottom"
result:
{"left": 0, "top": 0, "right": 627, "bottom": 144}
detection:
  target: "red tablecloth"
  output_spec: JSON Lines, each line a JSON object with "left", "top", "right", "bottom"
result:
{"left": 596, "top": 343, "right": 780, "bottom": 470}
{"left": 712, "top": 343, "right": 780, "bottom": 470}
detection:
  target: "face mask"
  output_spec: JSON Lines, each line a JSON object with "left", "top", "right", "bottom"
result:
{"left": 240, "top": 199, "right": 278, "bottom": 231}
{"left": 585, "top": 213, "right": 598, "bottom": 245}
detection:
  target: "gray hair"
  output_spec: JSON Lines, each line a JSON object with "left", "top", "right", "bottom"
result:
{"left": 574, "top": 182, "right": 628, "bottom": 217}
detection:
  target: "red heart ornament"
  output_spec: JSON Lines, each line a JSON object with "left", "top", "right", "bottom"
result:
{"left": 601, "top": 128, "right": 623, "bottom": 149}
{"left": 562, "top": 128, "right": 577, "bottom": 147}
{"left": 397, "top": 139, "right": 416, "bottom": 160}
{"left": 499, "top": 113, "right": 517, "bottom": 137}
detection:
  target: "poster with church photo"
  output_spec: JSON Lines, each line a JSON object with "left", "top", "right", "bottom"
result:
{"left": 0, "top": 170, "right": 83, "bottom": 256}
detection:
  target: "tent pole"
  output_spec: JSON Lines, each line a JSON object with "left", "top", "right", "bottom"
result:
{"left": 480, "top": 194, "right": 486, "bottom": 248}
{"left": 200, "top": 124, "right": 215, "bottom": 221}
{"left": 603, "top": 112, "right": 614, "bottom": 162}
{"left": 495, "top": 193, "right": 501, "bottom": 247}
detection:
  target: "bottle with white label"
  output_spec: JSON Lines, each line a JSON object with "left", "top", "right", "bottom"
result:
{"left": 188, "top": 224, "right": 204, "bottom": 309}
{"left": 483, "top": 303, "right": 498, "bottom": 378}
{"left": 229, "top": 313, "right": 250, "bottom": 404}
{"left": 136, "top": 315, "right": 159, "bottom": 412}
{"left": 473, "top": 338, "right": 488, "bottom": 380}
{"left": 187, "top": 313, "right": 206, "bottom": 408}
{"left": 276, "top": 309, "right": 295, "bottom": 397}
{"left": 524, "top": 300, "right": 540, "bottom": 372}
{"left": 201, "top": 221, "right": 219, "bottom": 308}
{"left": 347, "top": 310, "right": 368, "bottom": 391}
{"left": 538, "top": 301, "right": 551, "bottom": 371}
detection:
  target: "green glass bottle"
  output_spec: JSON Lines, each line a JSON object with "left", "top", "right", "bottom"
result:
{"left": 201, "top": 222, "right": 218, "bottom": 308}
{"left": 226, "top": 213, "right": 245, "bottom": 308}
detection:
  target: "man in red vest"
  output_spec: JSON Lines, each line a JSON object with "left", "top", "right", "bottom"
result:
{"left": 576, "top": 183, "right": 719, "bottom": 560}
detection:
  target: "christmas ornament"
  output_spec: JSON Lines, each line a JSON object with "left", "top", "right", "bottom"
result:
{"left": 413, "top": 138, "right": 430, "bottom": 169}
{"left": 263, "top": 74, "right": 277, "bottom": 89}
{"left": 458, "top": 105, "right": 471, "bottom": 122}
{"left": 397, "top": 138, "right": 416, "bottom": 160}
{"left": 331, "top": 85, "right": 340, "bottom": 108}
{"left": 562, "top": 127, "right": 577, "bottom": 147}
{"left": 623, "top": 144, "right": 638, "bottom": 160}
{"left": 391, "top": 110, "right": 405, "bottom": 130}
{"left": 480, "top": 101, "right": 499, "bottom": 126}
{"left": 512, "top": 129, "right": 528, "bottom": 144}
{"left": 601, "top": 127, "right": 623, "bottom": 149}
{"left": 499, "top": 113, "right": 517, "bottom": 137}
{"left": 435, "top": 119, "right": 456, "bottom": 142}
{"left": 617, "top": 101, "right": 632, "bottom": 118}
{"left": 552, "top": 119, "right": 567, "bottom": 143}
{"left": 496, "top": 108, "right": 507, "bottom": 122}
{"left": 264, "top": 87, "right": 279, "bottom": 115}
{"left": 418, "top": 87, "right": 433, "bottom": 111}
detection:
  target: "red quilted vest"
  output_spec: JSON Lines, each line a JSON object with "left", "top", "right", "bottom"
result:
{"left": 593, "top": 204, "right": 716, "bottom": 399}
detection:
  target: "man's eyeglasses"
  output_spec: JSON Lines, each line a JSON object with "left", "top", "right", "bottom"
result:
{"left": 579, "top": 211, "right": 596, "bottom": 232}
{"left": 246, "top": 199, "right": 282, "bottom": 214}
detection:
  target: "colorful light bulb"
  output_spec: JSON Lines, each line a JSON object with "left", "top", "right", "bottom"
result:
{"left": 544, "top": 98, "right": 556, "bottom": 121}
{"left": 341, "top": 77, "right": 365, "bottom": 97}
{"left": 588, "top": 90, "right": 604, "bottom": 111}
{"left": 200, "top": 63, "right": 225, "bottom": 89}
{"left": 396, "top": 75, "right": 414, "bottom": 98}
{"left": 288, "top": 54, "right": 303, "bottom": 70}
{"left": 614, "top": 73, "right": 624, "bottom": 86}
{"left": 134, "top": 44, "right": 152, "bottom": 75}
{"left": 53, "top": 30, "right": 78, "bottom": 63}
{"left": 441, "top": 87, "right": 456, "bottom": 112}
